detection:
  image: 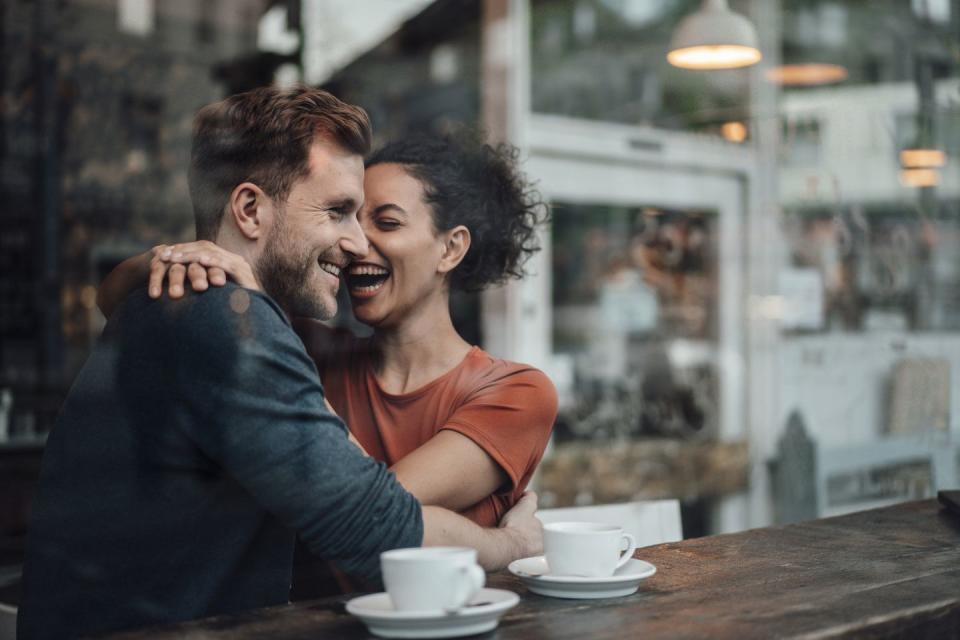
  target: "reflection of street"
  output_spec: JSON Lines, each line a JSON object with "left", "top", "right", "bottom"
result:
{"left": 631, "top": 210, "right": 714, "bottom": 338}
{"left": 786, "top": 211, "right": 958, "bottom": 331}
{"left": 554, "top": 338, "right": 716, "bottom": 443}
{"left": 552, "top": 204, "right": 718, "bottom": 443}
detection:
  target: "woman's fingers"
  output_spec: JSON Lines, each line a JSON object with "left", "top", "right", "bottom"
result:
{"left": 161, "top": 241, "right": 225, "bottom": 263}
{"left": 167, "top": 264, "right": 187, "bottom": 298}
{"left": 148, "top": 255, "right": 169, "bottom": 298}
{"left": 164, "top": 252, "right": 256, "bottom": 289}
{"left": 208, "top": 267, "right": 227, "bottom": 286}
{"left": 187, "top": 262, "right": 210, "bottom": 292}
{"left": 149, "top": 241, "right": 258, "bottom": 292}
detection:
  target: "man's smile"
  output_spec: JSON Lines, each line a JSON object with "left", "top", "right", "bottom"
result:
{"left": 318, "top": 260, "right": 342, "bottom": 279}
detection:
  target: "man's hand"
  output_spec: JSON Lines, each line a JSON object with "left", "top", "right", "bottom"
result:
{"left": 498, "top": 491, "right": 543, "bottom": 560}
{"left": 421, "top": 492, "right": 542, "bottom": 571}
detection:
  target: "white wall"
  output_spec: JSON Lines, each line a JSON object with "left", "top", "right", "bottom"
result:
{"left": 779, "top": 80, "right": 960, "bottom": 204}
{"left": 774, "top": 332, "right": 960, "bottom": 457}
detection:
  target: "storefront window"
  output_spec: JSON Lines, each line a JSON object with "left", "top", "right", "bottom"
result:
{"left": 0, "top": 0, "right": 301, "bottom": 432}
{"left": 2, "top": 0, "right": 958, "bottom": 545}
{"left": 551, "top": 203, "right": 718, "bottom": 443}
{"left": 531, "top": 0, "right": 959, "bottom": 524}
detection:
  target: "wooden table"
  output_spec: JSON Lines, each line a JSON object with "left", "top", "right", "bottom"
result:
{"left": 112, "top": 499, "right": 960, "bottom": 639}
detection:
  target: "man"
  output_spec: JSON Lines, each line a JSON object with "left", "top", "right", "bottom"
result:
{"left": 18, "top": 86, "right": 541, "bottom": 639}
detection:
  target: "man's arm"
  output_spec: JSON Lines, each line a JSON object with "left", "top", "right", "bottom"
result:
{"left": 423, "top": 492, "right": 542, "bottom": 570}
{"left": 173, "top": 288, "right": 420, "bottom": 581}
{"left": 326, "top": 396, "right": 370, "bottom": 456}
{"left": 173, "top": 289, "right": 537, "bottom": 578}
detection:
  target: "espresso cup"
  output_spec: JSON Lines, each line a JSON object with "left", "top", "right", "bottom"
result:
{"left": 381, "top": 547, "right": 486, "bottom": 612}
{"left": 543, "top": 522, "right": 637, "bottom": 577}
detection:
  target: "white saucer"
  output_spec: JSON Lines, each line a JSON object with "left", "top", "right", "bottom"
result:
{"left": 508, "top": 556, "right": 656, "bottom": 599}
{"left": 345, "top": 587, "right": 519, "bottom": 639}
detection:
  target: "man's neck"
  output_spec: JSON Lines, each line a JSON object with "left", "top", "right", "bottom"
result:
{"left": 209, "top": 231, "right": 292, "bottom": 316}
{"left": 213, "top": 229, "right": 258, "bottom": 275}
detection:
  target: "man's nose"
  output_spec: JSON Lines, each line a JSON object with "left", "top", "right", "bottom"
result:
{"left": 341, "top": 214, "right": 369, "bottom": 260}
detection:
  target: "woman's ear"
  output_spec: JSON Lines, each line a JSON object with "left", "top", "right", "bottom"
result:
{"left": 437, "top": 225, "right": 471, "bottom": 274}
{"left": 227, "top": 182, "right": 270, "bottom": 241}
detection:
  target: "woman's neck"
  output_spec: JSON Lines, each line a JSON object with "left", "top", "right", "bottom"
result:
{"left": 371, "top": 297, "right": 472, "bottom": 395}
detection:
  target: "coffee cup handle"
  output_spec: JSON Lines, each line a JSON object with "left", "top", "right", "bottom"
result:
{"left": 615, "top": 533, "right": 637, "bottom": 571}
{"left": 445, "top": 564, "right": 486, "bottom": 612}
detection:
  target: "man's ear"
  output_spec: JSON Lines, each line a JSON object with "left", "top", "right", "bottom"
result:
{"left": 437, "top": 225, "right": 471, "bottom": 275}
{"left": 227, "top": 182, "right": 271, "bottom": 241}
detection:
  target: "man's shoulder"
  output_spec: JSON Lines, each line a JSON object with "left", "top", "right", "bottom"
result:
{"left": 114, "top": 283, "right": 285, "bottom": 321}
{"left": 110, "top": 284, "right": 292, "bottom": 357}
{"left": 169, "top": 283, "right": 287, "bottom": 326}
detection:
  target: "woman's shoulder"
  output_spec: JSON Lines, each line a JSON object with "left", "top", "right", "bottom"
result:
{"left": 444, "top": 349, "right": 558, "bottom": 441}
{"left": 459, "top": 348, "right": 557, "bottom": 398}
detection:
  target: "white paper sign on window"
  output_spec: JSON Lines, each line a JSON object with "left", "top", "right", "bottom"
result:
{"left": 779, "top": 268, "right": 824, "bottom": 331}
{"left": 118, "top": 0, "right": 154, "bottom": 36}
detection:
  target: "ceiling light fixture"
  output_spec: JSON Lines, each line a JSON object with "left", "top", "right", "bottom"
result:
{"left": 765, "top": 63, "right": 848, "bottom": 87}
{"left": 898, "top": 168, "right": 940, "bottom": 188}
{"left": 720, "top": 121, "right": 748, "bottom": 143}
{"left": 900, "top": 148, "right": 947, "bottom": 169}
{"left": 898, "top": 59, "right": 948, "bottom": 178}
{"left": 667, "top": 0, "right": 762, "bottom": 70}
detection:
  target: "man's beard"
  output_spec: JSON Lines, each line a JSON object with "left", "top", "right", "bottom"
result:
{"left": 256, "top": 214, "right": 336, "bottom": 320}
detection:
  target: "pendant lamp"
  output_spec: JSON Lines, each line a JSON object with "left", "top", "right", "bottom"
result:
{"left": 899, "top": 58, "right": 948, "bottom": 181}
{"left": 668, "top": 0, "right": 762, "bottom": 70}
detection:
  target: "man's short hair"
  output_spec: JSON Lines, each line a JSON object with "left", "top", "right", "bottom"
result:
{"left": 188, "top": 85, "right": 372, "bottom": 240}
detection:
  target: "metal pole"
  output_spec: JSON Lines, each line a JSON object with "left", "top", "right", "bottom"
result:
{"left": 36, "top": 0, "right": 63, "bottom": 428}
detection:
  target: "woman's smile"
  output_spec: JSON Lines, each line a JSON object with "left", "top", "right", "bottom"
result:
{"left": 347, "top": 262, "right": 391, "bottom": 299}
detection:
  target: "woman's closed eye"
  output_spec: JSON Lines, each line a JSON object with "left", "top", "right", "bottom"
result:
{"left": 375, "top": 217, "right": 402, "bottom": 230}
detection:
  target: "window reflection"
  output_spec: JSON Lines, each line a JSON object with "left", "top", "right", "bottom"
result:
{"left": 0, "top": 0, "right": 957, "bottom": 547}
{"left": 0, "top": 0, "right": 299, "bottom": 432}
{"left": 552, "top": 203, "right": 718, "bottom": 443}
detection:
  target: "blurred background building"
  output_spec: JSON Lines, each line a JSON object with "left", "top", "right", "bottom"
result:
{"left": 2, "top": 0, "right": 959, "bottom": 601}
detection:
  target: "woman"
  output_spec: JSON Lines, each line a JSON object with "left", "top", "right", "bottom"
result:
{"left": 99, "top": 133, "right": 557, "bottom": 529}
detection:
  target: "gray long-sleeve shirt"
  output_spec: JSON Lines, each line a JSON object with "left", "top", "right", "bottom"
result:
{"left": 18, "top": 284, "right": 423, "bottom": 639}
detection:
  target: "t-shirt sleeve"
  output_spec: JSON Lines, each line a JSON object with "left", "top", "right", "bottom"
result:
{"left": 442, "top": 366, "right": 558, "bottom": 494}
{"left": 172, "top": 288, "right": 423, "bottom": 582}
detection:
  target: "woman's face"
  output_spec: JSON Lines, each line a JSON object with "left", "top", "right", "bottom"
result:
{"left": 344, "top": 162, "right": 449, "bottom": 328}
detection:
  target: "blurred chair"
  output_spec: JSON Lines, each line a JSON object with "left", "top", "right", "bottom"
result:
{"left": 0, "top": 603, "right": 15, "bottom": 640}
{"left": 537, "top": 499, "right": 682, "bottom": 548}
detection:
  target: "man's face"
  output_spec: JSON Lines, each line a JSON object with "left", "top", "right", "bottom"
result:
{"left": 256, "top": 140, "right": 367, "bottom": 319}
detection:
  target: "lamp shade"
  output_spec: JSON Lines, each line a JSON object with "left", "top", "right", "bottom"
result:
{"left": 899, "top": 168, "right": 939, "bottom": 188}
{"left": 900, "top": 148, "right": 947, "bottom": 169}
{"left": 668, "top": 0, "right": 762, "bottom": 70}
{"left": 765, "top": 63, "right": 848, "bottom": 87}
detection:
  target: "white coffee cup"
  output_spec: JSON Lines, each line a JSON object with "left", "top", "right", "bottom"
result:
{"left": 543, "top": 522, "right": 637, "bottom": 577}
{"left": 381, "top": 547, "right": 486, "bottom": 612}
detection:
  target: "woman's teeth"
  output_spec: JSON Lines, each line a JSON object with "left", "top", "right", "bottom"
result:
{"left": 350, "top": 265, "right": 389, "bottom": 276}
{"left": 347, "top": 264, "right": 390, "bottom": 292}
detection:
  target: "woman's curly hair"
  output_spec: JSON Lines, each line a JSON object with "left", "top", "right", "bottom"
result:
{"left": 366, "top": 131, "right": 548, "bottom": 292}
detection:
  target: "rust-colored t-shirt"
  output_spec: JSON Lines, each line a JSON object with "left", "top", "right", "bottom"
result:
{"left": 311, "top": 332, "right": 557, "bottom": 527}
